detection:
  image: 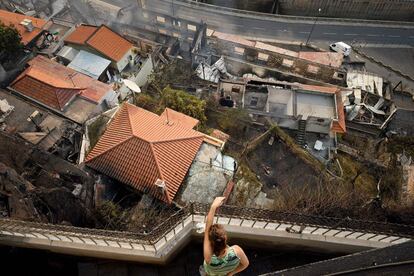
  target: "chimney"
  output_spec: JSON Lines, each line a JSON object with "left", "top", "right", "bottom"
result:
{"left": 20, "top": 19, "right": 34, "bottom": 32}
{"left": 154, "top": 179, "right": 166, "bottom": 195}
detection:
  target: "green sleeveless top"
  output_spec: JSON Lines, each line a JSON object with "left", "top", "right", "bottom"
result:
{"left": 203, "top": 246, "right": 240, "bottom": 276}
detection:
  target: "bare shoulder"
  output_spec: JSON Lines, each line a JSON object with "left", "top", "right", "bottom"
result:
{"left": 231, "top": 245, "right": 244, "bottom": 255}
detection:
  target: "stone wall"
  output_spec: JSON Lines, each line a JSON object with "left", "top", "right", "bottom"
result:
{"left": 199, "top": 0, "right": 414, "bottom": 21}
{"left": 201, "top": 0, "right": 275, "bottom": 13}
{"left": 278, "top": 0, "right": 414, "bottom": 21}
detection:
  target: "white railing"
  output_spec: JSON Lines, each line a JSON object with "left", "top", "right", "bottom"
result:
{"left": 0, "top": 206, "right": 412, "bottom": 264}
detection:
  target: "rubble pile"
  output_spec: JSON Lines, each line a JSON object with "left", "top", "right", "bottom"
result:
{"left": 0, "top": 133, "right": 95, "bottom": 227}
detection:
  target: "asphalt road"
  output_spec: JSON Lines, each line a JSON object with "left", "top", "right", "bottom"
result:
{"left": 143, "top": 0, "right": 414, "bottom": 46}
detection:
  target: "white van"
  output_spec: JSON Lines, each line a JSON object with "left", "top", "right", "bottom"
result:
{"left": 329, "top": 42, "right": 351, "bottom": 57}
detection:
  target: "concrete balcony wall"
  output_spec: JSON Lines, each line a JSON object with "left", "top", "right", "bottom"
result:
{"left": 0, "top": 212, "right": 411, "bottom": 265}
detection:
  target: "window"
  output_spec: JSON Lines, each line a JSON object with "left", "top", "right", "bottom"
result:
{"left": 333, "top": 72, "right": 345, "bottom": 79}
{"left": 235, "top": 47, "right": 245, "bottom": 55}
{"left": 173, "top": 32, "right": 180, "bottom": 38}
{"left": 207, "top": 28, "right": 214, "bottom": 37}
{"left": 250, "top": 97, "right": 259, "bottom": 106}
{"left": 156, "top": 16, "right": 165, "bottom": 23}
{"left": 158, "top": 28, "right": 167, "bottom": 35}
{"left": 231, "top": 86, "right": 241, "bottom": 93}
{"left": 282, "top": 59, "right": 294, "bottom": 67}
{"left": 187, "top": 24, "right": 197, "bottom": 31}
{"left": 307, "top": 65, "right": 320, "bottom": 74}
{"left": 258, "top": 53, "right": 269, "bottom": 61}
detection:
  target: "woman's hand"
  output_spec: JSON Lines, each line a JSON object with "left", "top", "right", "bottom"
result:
{"left": 204, "top": 196, "right": 226, "bottom": 263}
{"left": 211, "top": 196, "right": 226, "bottom": 210}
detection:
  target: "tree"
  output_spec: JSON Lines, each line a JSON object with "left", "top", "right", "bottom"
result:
{"left": 161, "top": 86, "right": 207, "bottom": 124}
{"left": 216, "top": 108, "right": 251, "bottom": 139}
{"left": 133, "top": 93, "right": 159, "bottom": 113}
{"left": 0, "top": 23, "right": 23, "bottom": 62}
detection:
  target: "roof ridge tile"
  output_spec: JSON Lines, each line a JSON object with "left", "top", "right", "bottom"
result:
{"left": 85, "top": 103, "right": 204, "bottom": 203}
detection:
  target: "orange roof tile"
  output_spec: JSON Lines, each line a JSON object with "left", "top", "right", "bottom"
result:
{"left": 12, "top": 71, "right": 79, "bottom": 110}
{"left": 65, "top": 24, "right": 133, "bottom": 62}
{"left": 210, "top": 129, "right": 230, "bottom": 143}
{"left": 86, "top": 25, "right": 133, "bottom": 62}
{"left": 298, "top": 84, "right": 339, "bottom": 94}
{"left": 0, "top": 10, "right": 47, "bottom": 45}
{"left": 11, "top": 55, "right": 113, "bottom": 110}
{"left": 332, "top": 92, "right": 346, "bottom": 133}
{"left": 160, "top": 108, "right": 200, "bottom": 129}
{"left": 85, "top": 104, "right": 204, "bottom": 203}
{"left": 64, "top": 25, "right": 97, "bottom": 45}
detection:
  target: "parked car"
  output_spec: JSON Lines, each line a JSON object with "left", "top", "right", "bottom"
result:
{"left": 329, "top": 42, "right": 352, "bottom": 57}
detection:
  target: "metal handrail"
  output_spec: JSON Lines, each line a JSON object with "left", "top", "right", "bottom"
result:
{"left": 1, "top": 203, "right": 413, "bottom": 247}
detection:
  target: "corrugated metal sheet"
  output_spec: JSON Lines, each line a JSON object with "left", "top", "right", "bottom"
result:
{"left": 68, "top": 50, "right": 111, "bottom": 79}
{"left": 346, "top": 71, "right": 383, "bottom": 97}
{"left": 56, "top": 46, "right": 79, "bottom": 63}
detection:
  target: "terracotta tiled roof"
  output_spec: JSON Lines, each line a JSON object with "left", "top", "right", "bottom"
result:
{"left": 64, "top": 25, "right": 97, "bottom": 45}
{"left": 85, "top": 104, "right": 204, "bottom": 203}
{"left": 12, "top": 70, "right": 79, "bottom": 110}
{"left": 86, "top": 25, "right": 133, "bottom": 62}
{"left": 65, "top": 24, "right": 133, "bottom": 62}
{"left": 160, "top": 108, "right": 200, "bottom": 129}
{"left": 298, "top": 84, "right": 338, "bottom": 94}
{"left": 11, "top": 55, "right": 113, "bottom": 110}
{"left": 0, "top": 9, "right": 48, "bottom": 45}
{"left": 332, "top": 92, "right": 346, "bottom": 133}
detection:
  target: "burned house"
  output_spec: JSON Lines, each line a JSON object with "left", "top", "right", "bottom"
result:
{"left": 0, "top": 89, "right": 82, "bottom": 162}
{"left": 218, "top": 79, "right": 346, "bottom": 161}
{"left": 346, "top": 70, "right": 384, "bottom": 97}
{"left": 219, "top": 79, "right": 346, "bottom": 135}
{"left": 191, "top": 26, "right": 346, "bottom": 85}
{"left": 343, "top": 89, "right": 396, "bottom": 136}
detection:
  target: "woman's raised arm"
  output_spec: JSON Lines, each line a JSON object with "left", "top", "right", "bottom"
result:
{"left": 203, "top": 196, "right": 226, "bottom": 263}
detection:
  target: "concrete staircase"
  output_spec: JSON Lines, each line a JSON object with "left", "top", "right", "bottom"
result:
{"left": 296, "top": 119, "right": 307, "bottom": 146}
